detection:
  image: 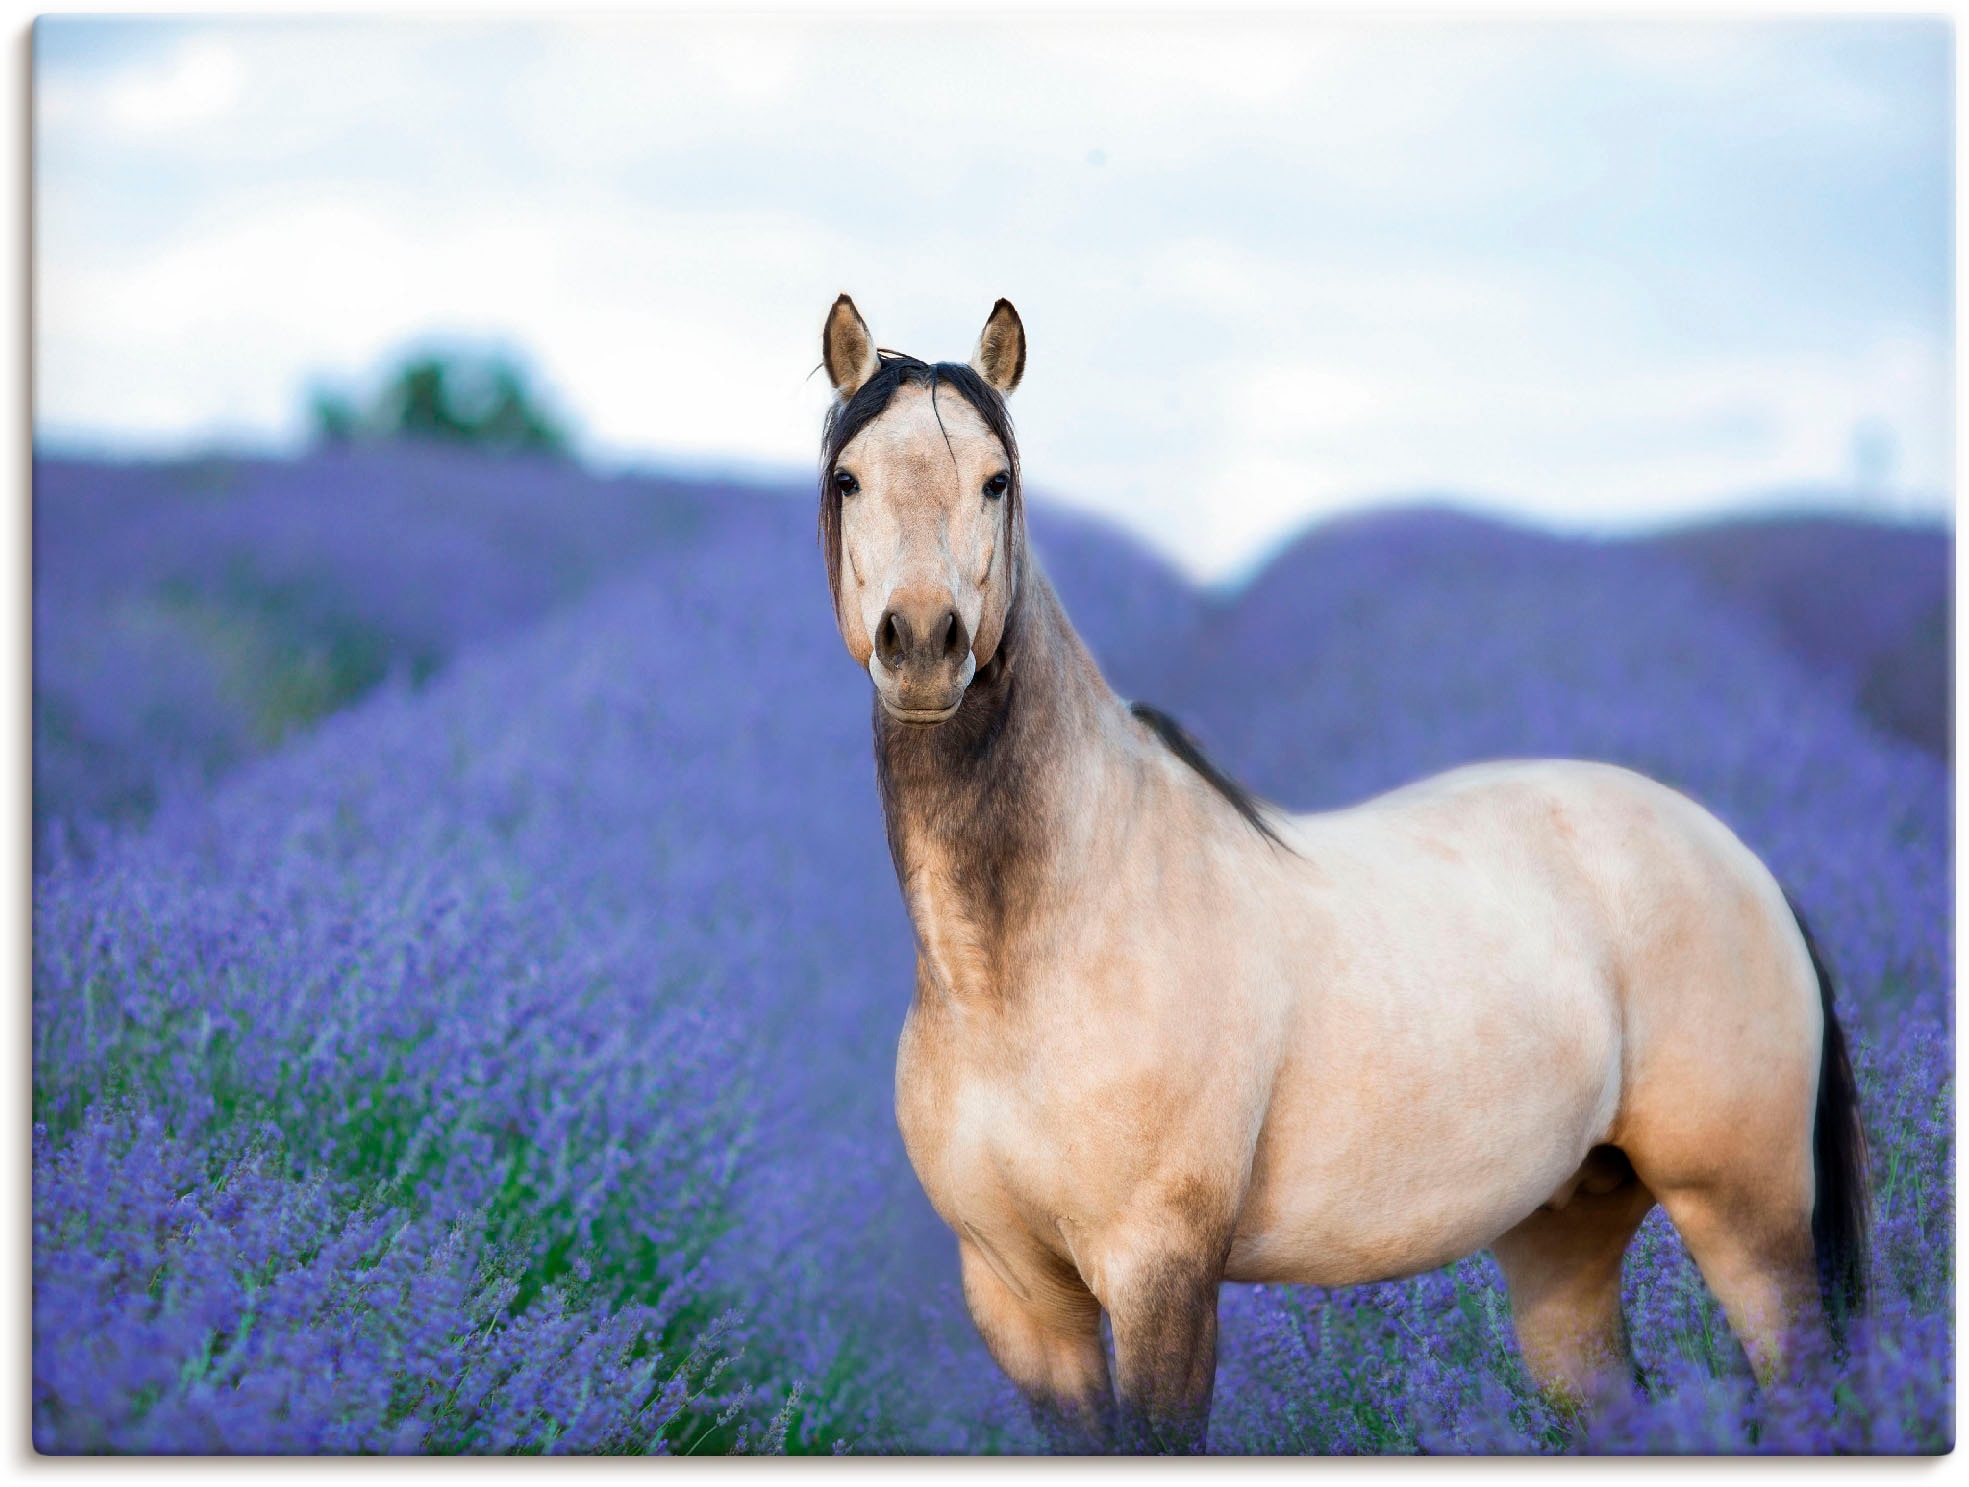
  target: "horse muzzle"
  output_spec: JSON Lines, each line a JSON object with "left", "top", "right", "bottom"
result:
{"left": 871, "top": 597, "right": 976, "bottom": 724}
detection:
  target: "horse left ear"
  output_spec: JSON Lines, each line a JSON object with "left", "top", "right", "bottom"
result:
{"left": 970, "top": 299, "right": 1025, "bottom": 395}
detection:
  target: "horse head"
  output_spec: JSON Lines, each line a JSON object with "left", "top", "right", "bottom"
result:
{"left": 818, "top": 294, "right": 1026, "bottom": 725}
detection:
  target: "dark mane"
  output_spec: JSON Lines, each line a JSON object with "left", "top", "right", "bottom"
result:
{"left": 1128, "top": 702, "right": 1288, "bottom": 850}
{"left": 818, "top": 352, "right": 1023, "bottom": 620}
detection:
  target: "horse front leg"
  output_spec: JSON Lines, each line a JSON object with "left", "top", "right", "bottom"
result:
{"left": 1102, "top": 1249, "right": 1222, "bottom": 1454}
{"left": 958, "top": 1240, "right": 1115, "bottom": 1453}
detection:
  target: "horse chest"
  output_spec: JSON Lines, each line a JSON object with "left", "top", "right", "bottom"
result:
{"left": 900, "top": 1019, "right": 1039, "bottom": 1217}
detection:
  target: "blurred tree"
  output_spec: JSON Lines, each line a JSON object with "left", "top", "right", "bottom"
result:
{"left": 309, "top": 350, "right": 569, "bottom": 457}
{"left": 308, "top": 387, "right": 360, "bottom": 444}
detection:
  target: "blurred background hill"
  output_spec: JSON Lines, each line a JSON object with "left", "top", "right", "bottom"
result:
{"left": 1655, "top": 516, "right": 1952, "bottom": 757}
{"left": 33, "top": 416, "right": 1949, "bottom": 863}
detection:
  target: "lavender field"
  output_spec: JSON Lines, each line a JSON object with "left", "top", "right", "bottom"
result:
{"left": 32, "top": 449, "right": 1953, "bottom": 1453}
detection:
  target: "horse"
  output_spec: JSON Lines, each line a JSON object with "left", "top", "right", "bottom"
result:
{"left": 813, "top": 294, "right": 1870, "bottom": 1453}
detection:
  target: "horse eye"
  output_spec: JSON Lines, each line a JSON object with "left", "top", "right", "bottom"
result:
{"left": 832, "top": 469, "right": 859, "bottom": 497}
{"left": 984, "top": 472, "right": 1010, "bottom": 500}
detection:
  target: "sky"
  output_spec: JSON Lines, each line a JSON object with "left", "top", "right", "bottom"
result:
{"left": 34, "top": 13, "right": 1954, "bottom": 582}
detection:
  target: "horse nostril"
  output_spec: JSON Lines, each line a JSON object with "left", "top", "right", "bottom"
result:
{"left": 942, "top": 610, "right": 968, "bottom": 662}
{"left": 877, "top": 611, "right": 907, "bottom": 671}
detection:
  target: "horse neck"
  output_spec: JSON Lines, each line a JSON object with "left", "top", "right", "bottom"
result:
{"left": 874, "top": 552, "right": 1121, "bottom": 968}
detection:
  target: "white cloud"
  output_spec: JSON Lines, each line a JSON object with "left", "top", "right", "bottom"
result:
{"left": 39, "top": 33, "right": 246, "bottom": 135}
{"left": 108, "top": 38, "right": 242, "bottom": 130}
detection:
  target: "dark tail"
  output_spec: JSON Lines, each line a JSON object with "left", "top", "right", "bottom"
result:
{"left": 1787, "top": 893, "right": 1871, "bottom": 1336}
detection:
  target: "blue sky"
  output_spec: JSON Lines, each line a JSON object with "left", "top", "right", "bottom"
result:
{"left": 35, "top": 14, "right": 1953, "bottom": 580}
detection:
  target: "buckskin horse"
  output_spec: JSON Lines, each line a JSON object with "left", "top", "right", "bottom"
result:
{"left": 813, "top": 294, "right": 1868, "bottom": 1453}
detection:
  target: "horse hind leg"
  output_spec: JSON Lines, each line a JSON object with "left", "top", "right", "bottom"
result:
{"left": 1644, "top": 1166, "right": 1819, "bottom": 1384}
{"left": 1620, "top": 1042, "right": 1823, "bottom": 1381}
{"left": 1491, "top": 1146, "right": 1655, "bottom": 1410}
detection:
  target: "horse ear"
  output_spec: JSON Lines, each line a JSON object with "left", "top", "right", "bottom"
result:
{"left": 970, "top": 299, "right": 1025, "bottom": 395}
{"left": 823, "top": 294, "right": 880, "bottom": 402}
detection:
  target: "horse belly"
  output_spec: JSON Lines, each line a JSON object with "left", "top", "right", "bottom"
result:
{"left": 1228, "top": 1045, "right": 1613, "bottom": 1285}
{"left": 1226, "top": 882, "right": 1624, "bottom": 1286}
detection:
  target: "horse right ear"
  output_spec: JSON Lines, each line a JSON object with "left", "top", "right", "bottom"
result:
{"left": 823, "top": 294, "right": 880, "bottom": 402}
